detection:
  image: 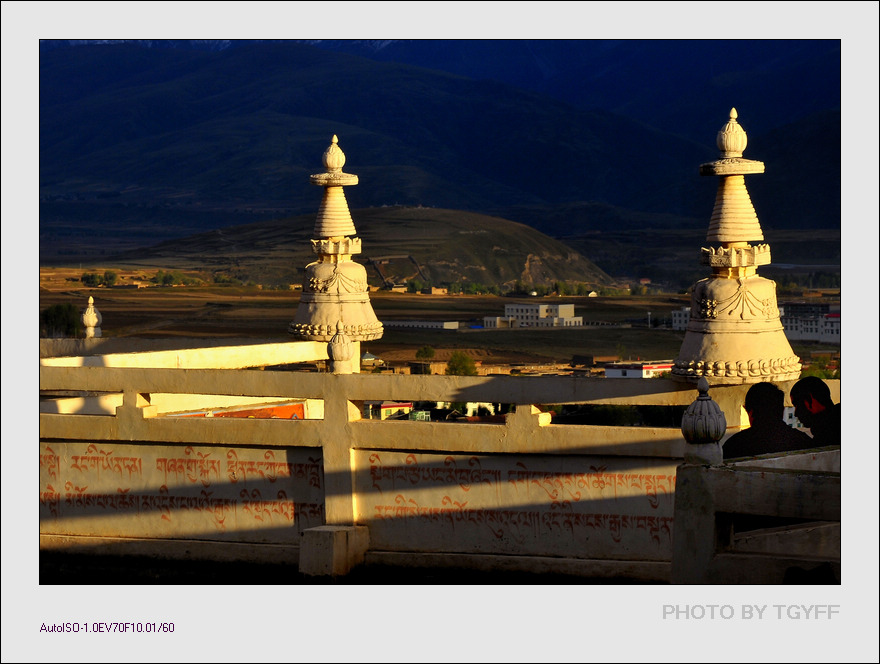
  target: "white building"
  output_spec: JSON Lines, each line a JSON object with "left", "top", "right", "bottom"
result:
{"left": 383, "top": 320, "right": 460, "bottom": 329}
{"left": 780, "top": 313, "right": 840, "bottom": 344}
{"left": 483, "top": 303, "right": 583, "bottom": 329}
{"left": 673, "top": 306, "right": 840, "bottom": 346}
{"left": 671, "top": 307, "right": 690, "bottom": 331}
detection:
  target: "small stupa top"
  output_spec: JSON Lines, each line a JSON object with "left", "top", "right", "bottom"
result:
{"left": 699, "top": 108, "right": 765, "bottom": 176}
{"left": 82, "top": 296, "right": 101, "bottom": 324}
{"left": 81, "top": 295, "right": 102, "bottom": 337}
{"left": 310, "top": 135, "right": 359, "bottom": 186}
{"left": 310, "top": 135, "right": 358, "bottom": 238}
{"left": 717, "top": 107, "right": 747, "bottom": 157}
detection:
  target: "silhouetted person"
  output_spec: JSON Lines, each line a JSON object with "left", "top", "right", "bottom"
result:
{"left": 723, "top": 382, "right": 814, "bottom": 459}
{"left": 790, "top": 376, "right": 841, "bottom": 446}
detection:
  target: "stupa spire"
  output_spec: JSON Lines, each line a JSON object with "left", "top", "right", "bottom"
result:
{"left": 672, "top": 109, "right": 801, "bottom": 383}
{"left": 702, "top": 108, "right": 765, "bottom": 245}
{"left": 311, "top": 134, "right": 358, "bottom": 238}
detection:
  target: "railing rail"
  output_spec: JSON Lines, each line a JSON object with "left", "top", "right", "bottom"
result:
{"left": 40, "top": 366, "right": 703, "bottom": 404}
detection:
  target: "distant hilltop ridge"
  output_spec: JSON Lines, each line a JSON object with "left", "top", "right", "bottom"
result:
{"left": 108, "top": 206, "right": 615, "bottom": 291}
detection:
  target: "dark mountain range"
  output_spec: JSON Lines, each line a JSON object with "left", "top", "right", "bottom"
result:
{"left": 39, "top": 39, "right": 841, "bottom": 268}
{"left": 299, "top": 39, "right": 841, "bottom": 142}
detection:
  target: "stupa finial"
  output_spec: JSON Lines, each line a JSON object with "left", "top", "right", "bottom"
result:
{"left": 716, "top": 107, "right": 747, "bottom": 158}
{"left": 328, "top": 319, "right": 354, "bottom": 374}
{"left": 323, "top": 134, "right": 346, "bottom": 173}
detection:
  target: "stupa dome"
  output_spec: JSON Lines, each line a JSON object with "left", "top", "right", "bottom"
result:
{"left": 716, "top": 108, "right": 748, "bottom": 158}
{"left": 323, "top": 135, "right": 346, "bottom": 172}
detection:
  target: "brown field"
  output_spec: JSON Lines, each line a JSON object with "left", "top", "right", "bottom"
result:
{"left": 39, "top": 267, "right": 836, "bottom": 365}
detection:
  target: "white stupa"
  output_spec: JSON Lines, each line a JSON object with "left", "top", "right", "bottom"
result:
{"left": 672, "top": 109, "right": 802, "bottom": 383}
{"left": 289, "top": 136, "right": 384, "bottom": 348}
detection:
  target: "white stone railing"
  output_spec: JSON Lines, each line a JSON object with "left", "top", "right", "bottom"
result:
{"left": 672, "top": 447, "right": 840, "bottom": 584}
{"left": 37, "top": 344, "right": 840, "bottom": 580}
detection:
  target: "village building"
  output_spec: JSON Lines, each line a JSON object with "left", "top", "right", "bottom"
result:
{"left": 362, "top": 401, "right": 413, "bottom": 420}
{"left": 673, "top": 304, "right": 841, "bottom": 345}
{"left": 383, "top": 320, "right": 460, "bottom": 329}
{"left": 671, "top": 306, "right": 690, "bottom": 331}
{"left": 483, "top": 302, "right": 583, "bottom": 328}
{"left": 602, "top": 361, "right": 674, "bottom": 378}
{"left": 360, "top": 351, "right": 385, "bottom": 369}
{"left": 781, "top": 312, "right": 841, "bottom": 344}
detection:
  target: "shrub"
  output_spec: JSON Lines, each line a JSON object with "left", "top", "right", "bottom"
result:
{"left": 445, "top": 351, "right": 477, "bottom": 376}
{"left": 81, "top": 272, "right": 102, "bottom": 287}
{"left": 40, "top": 303, "right": 81, "bottom": 338}
{"left": 415, "top": 345, "right": 435, "bottom": 360}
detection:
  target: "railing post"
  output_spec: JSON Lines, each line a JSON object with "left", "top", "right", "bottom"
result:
{"left": 672, "top": 464, "right": 718, "bottom": 584}
{"left": 673, "top": 377, "right": 726, "bottom": 583}
{"left": 317, "top": 374, "right": 359, "bottom": 525}
{"left": 114, "top": 390, "right": 158, "bottom": 439}
{"left": 299, "top": 373, "right": 370, "bottom": 577}
{"left": 679, "top": 377, "right": 725, "bottom": 465}
{"left": 507, "top": 404, "right": 552, "bottom": 428}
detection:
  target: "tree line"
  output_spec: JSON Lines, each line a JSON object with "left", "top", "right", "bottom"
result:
{"left": 80, "top": 270, "right": 118, "bottom": 287}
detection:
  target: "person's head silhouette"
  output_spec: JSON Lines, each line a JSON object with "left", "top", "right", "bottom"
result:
{"left": 790, "top": 376, "right": 833, "bottom": 429}
{"left": 742, "top": 382, "right": 785, "bottom": 425}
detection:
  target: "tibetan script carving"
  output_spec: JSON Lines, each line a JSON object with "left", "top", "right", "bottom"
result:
{"left": 40, "top": 443, "right": 325, "bottom": 543}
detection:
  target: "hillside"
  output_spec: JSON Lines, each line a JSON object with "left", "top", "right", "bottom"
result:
{"left": 107, "top": 206, "right": 615, "bottom": 290}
